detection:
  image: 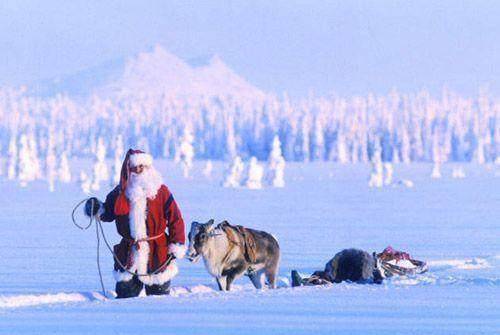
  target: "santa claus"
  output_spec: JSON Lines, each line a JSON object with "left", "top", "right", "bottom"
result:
{"left": 85, "top": 149, "right": 186, "bottom": 298}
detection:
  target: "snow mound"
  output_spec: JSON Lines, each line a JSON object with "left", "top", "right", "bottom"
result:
{"left": 429, "top": 257, "right": 491, "bottom": 270}
{"left": 187, "top": 285, "right": 217, "bottom": 294}
{"left": 0, "top": 292, "right": 91, "bottom": 309}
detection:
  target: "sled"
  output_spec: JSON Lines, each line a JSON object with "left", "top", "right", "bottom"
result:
{"left": 376, "top": 246, "right": 428, "bottom": 277}
{"left": 291, "top": 246, "right": 428, "bottom": 287}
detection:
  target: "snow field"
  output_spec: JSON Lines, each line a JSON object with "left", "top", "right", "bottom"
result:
{"left": 0, "top": 161, "right": 498, "bottom": 334}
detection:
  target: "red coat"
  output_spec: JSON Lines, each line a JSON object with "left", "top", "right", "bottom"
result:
{"left": 100, "top": 184, "right": 185, "bottom": 284}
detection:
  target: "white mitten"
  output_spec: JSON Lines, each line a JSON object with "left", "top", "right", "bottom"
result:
{"left": 168, "top": 243, "right": 187, "bottom": 259}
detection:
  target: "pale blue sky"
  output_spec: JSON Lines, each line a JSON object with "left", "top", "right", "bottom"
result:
{"left": 1, "top": 1, "right": 499, "bottom": 96}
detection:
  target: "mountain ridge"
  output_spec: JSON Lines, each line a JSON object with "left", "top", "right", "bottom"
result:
{"left": 29, "top": 44, "right": 265, "bottom": 100}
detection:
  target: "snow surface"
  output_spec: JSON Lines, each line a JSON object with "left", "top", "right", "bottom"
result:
{"left": 0, "top": 161, "right": 498, "bottom": 334}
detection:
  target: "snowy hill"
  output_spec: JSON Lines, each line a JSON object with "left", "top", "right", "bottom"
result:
{"left": 104, "top": 45, "right": 264, "bottom": 99}
{"left": 31, "top": 45, "right": 264, "bottom": 100}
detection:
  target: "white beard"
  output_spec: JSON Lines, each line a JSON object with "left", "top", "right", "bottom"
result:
{"left": 125, "top": 166, "right": 163, "bottom": 241}
{"left": 114, "top": 166, "right": 168, "bottom": 284}
{"left": 126, "top": 166, "right": 163, "bottom": 205}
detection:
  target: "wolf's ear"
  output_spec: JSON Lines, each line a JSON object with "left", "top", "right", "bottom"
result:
{"left": 204, "top": 219, "right": 215, "bottom": 232}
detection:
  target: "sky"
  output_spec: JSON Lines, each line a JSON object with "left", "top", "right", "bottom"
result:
{"left": 1, "top": 0, "right": 500, "bottom": 97}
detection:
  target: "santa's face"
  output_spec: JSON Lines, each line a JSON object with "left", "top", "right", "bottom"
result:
{"left": 130, "top": 164, "right": 146, "bottom": 174}
{"left": 126, "top": 164, "right": 163, "bottom": 201}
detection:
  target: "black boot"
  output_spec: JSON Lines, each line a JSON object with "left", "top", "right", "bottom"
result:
{"left": 145, "top": 281, "right": 171, "bottom": 296}
{"left": 291, "top": 270, "right": 303, "bottom": 287}
{"left": 372, "top": 252, "right": 385, "bottom": 284}
{"left": 116, "top": 276, "right": 144, "bottom": 298}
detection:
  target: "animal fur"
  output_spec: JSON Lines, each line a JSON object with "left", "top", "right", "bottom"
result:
{"left": 187, "top": 219, "right": 280, "bottom": 291}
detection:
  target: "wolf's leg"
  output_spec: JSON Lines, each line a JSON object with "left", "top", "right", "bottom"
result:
{"left": 265, "top": 268, "right": 277, "bottom": 289}
{"left": 249, "top": 269, "right": 265, "bottom": 289}
{"left": 216, "top": 276, "right": 227, "bottom": 291}
{"left": 265, "top": 250, "right": 280, "bottom": 289}
{"left": 225, "top": 275, "right": 236, "bottom": 290}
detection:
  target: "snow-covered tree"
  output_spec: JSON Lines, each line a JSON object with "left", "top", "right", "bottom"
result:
{"left": 225, "top": 118, "right": 238, "bottom": 160}
{"left": 162, "top": 133, "right": 171, "bottom": 159}
{"left": 46, "top": 135, "right": 57, "bottom": 192}
{"left": 400, "top": 128, "right": 411, "bottom": 164}
{"left": 112, "top": 135, "right": 124, "bottom": 185}
{"left": 431, "top": 131, "right": 442, "bottom": 179}
{"left": 431, "top": 164, "right": 442, "bottom": 179}
{"left": 296, "top": 118, "right": 310, "bottom": 162}
{"left": 59, "top": 152, "right": 72, "bottom": 183}
{"left": 222, "top": 156, "right": 244, "bottom": 188}
{"left": 383, "top": 162, "right": 393, "bottom": 185}
{"left": 267, "top": 135, "right": 286, "bottom": 187}
{"left": 7, "top": 135, "right": 17, "bottom": 180}
{"left": 177, "top": 127, "right": 195, "bottom": 178}
{"left": 474, "top": 136, "right": 486, "bottom": 164}
{"left": 80, "top": 171, "right": 91, "bottom": 194}
{"left": 311, "top": 117, "right": 324, "bottom": 161}
{"left": 337, "top": 132, "right": 349, "bottom": 164}
{"left": 368, "top": 142, "right": 383, "bottom": 188}
{"left": 91, "top": 138, "right": 109, "bottom": 191}
{"left": 18, "top": 134, "right": 40, "bottom": 187}
{"left": 245, "top": 157, "right": 263, "bottom": 189}
{"left": 0, "top": 84, "right": 498, "bottom": 169}
{"left": 28, "top": 133, "right": 42, "bottom": 180}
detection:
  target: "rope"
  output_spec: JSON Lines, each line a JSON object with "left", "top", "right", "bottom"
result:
{"left": 95, "top": 214, "right": 106, "bottom": 296}
{"left": 71, "top": 198, "right": 176, "bottom": 297}
{"left": 71, "top": 198, "right": 93, "bottom": 230}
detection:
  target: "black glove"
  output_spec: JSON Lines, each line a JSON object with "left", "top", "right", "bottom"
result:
{"left": 84, "top": 197, "right": 102, "bottom": 217}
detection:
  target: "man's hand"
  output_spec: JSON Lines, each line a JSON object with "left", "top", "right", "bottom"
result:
{"left": 84, "top": 197, "right": 102, "bottom": 217}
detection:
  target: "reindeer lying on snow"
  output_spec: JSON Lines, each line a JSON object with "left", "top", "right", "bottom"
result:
{"left": 186, "top": 219, "right": 280, "bottom": 291}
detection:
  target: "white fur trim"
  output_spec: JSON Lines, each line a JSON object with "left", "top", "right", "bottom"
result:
{"left": 122, "top": 181, "right": 151, "bottom": 283}
{"left": 113, "top": 269, "right": 134, "bottom": 282}
{"left": 127, "top": 198, "right": 149, "bottom": 280}
{"left": 113, "top": 261, "right": 179, "bottom": 285}
{"left": 129, "top": 153, "right": 153, "bottom": 167}
{"left": 140, "top": 261, "right": 179, "bottom": 285}
{"left": 169, "top": 243, "right": 187, "bottom": 259}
